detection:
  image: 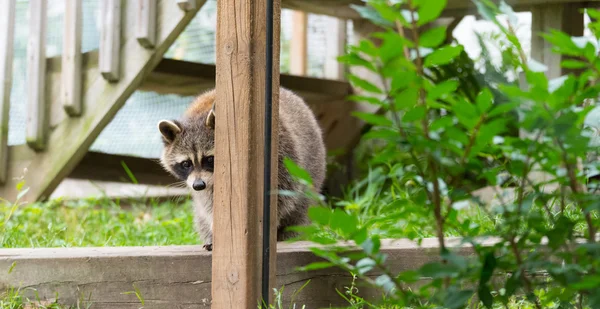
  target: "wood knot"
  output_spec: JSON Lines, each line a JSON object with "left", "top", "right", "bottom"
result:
{"left": 228, "top": 269, "right": 239, "bottom": 285}
{"left": 225, "top": 42, "right": 235, "bottom": 55}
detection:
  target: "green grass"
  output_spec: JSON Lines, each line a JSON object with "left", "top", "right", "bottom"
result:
{"left": 0, "top": 196, "right": 199, "bottom": 248}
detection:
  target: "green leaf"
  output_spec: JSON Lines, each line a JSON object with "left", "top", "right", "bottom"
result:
{"left": 427, "top": 79, "right": 459, "bottom": 100}
{"left": 561, "top": 59, "right": 588, "bottom": 69}
{"left": 572, "top": 274, "right": 600, "bottom": 290}
{"left": 419, "top": 26, "right": 447, "bottom": 47}
{"left": 298, "top": 261, "right": 335, "bottom": 272}
{"left": 498, "top": 0, "right": 518, "bottom": 25}
{"left": 356, "top": 257, "right": 376, "bottom": 274}
{"left": 424, "top": 45, "right": 464, "bottom": 67}
{"left": 337, "top": 53, "right": 377, "bottom": 72}
{"left": 444, "top": 289, "right": 474, "bottom": 309}
{"left": 347, "top": 95, "right": 384, "bottom": 106}
{"left": 348, "top": 75, "right": 383, "bottom": 94}
{"left": 375, "top": 274, "right": 395, "bottom": 293}
{"left": 394, "top": 87, "right": 419, "bottom": 109}
{"left": 453, "top": 99, "right": 479, "bottom": 129}
{"left": 353, "top": 112, "right": 393, "bottom": 127}
{"left": 430, "top": 116, "right": 454, "bottom": 131}
{"left": 330, "top": 209, "right": 359, "bottom": 236}
{"left": 361, "top": 236, "right": 381, "bottom": 255}
{"left": 284, "top": 157, "right": 313, "bottom": 185}
{"left": 307, "top": 207, "right": 331, "bottom": 226}
{"left": 416, "top": 0, "right": 447, "bottom": 26}
{"left": 402, "top": 105, "right": 427, "bottom": 122}
{"left": 350, "top": 4, "right": 394, "bottom": 28}
{"left": 476, "top": 88, "right": 493, "bottom": 113}
{"left": 488, "top": 102, "right": 518, "bottom": 117}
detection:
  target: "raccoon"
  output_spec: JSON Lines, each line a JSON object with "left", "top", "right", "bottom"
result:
{"left": 157, "top": 87, "right": 326, "bottom": 251}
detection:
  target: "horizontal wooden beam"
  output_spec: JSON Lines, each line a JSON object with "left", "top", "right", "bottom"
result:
{"left": 281, "top": 0, "right": 600, "bottom": 19}
{"left": 67, "top": 151, "right": 175, "bottom": 186}
{"left": 140, "top": 58, "right": 353, "bottom": 101}
{"left": 0, "top": 238, "right": 479, "bottom": 309}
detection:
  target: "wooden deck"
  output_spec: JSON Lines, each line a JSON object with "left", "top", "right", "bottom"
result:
{"left": 0, "top": 238, "right": 482, "bottom": 309}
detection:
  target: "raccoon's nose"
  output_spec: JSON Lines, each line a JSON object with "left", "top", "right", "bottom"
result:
{"left": 193, "top": 179, "right": 206, "bottom": 191}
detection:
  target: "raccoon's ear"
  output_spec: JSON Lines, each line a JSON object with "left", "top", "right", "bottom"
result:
{"left": 158, "top": 120, "right": 182, "bottom": 144}
{"left": 205, "top": 109, "right": 215, "bottom": 129}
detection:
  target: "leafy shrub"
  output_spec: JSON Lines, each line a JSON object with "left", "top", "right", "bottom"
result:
{"left": 287, "top": 0, "right": 600, "bottom": 308}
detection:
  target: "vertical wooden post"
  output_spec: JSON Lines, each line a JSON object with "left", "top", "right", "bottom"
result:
{"left": 0, "top": 0, "right": 15, "bottom": 183}
{"left": 26, "top": 0, "right": 47, "bottom": 151}
{"left": 62, "top": 0, "right": 83, "bottom": 116}
{"left": 531, "top": 4, "right": 585, "bottom": 79}
{"left": 136, "top": 0, "right": 157, "bottom": 48}
{"left": 290, "top": 11, "right": 307, "bottom": 75}
{"left": 324, "top": 18, "right": 347, "bottom": 80}
{"left": 212, "top": 0, "right": 280, "bottom": 307}
{"left": 99, "top": 0, "right": 122, "bottom": 82}
{"left": 528, "top": 4, "right": 584, "bottom": 189}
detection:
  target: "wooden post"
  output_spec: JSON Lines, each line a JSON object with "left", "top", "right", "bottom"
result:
{"left": 531, "top": 4, "right": 585, "bottom": 79}
{"left": 26, "top": 0, "right": 47, "bottom": 151}
{"left": 99, "top": 0, "right": 122, "bottom": 82}
{"left": 62, "top": 0, "right": 83, "bottom": 116}
{"left": 290, "top": 11, "right": 307, "bottom": 75}
{"left": 136, "top": 0, "right": 157, "bottom": 48}
{"left": 212, "top": 0, "right": 280, "bottom": 307}
{"left": 528, "top": 4, "right": 585, "bottom": 189}
{"left": 324, "top": 18, "right": 347, "bottom": 80}
{"left": 0, "top": 0, "right": 15, "bottom": 184}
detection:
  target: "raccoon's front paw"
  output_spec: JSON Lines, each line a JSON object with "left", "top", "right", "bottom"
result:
{"left": 203, "top": 243, "right": 213, "bottom": 251}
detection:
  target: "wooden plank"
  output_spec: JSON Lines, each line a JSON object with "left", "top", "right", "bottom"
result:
{"left": 139, "top": 59, "right": 352, "bottom": 98}
{"left": 290, "top": 11, "right": 308, "bottom": 75}
{"left": 324, "top": 17, "right": 347, "bottom": 80}
{"left": 67, "top": 151, "right": 176, "bottom": 186}
{"left": 212, "top": 0, "right": 281, "bottom": 306}
{"left": 177, "top": 0, "right": 197, "bottom": 11}
{"left": 280, "top": 0, "right": 600, "bottom": 19}
{"left": 0, "top": 238, "right": 481, "bottom": 309}
{"left": 26, "top": 0, "right": 48, "bottom": 151}
{"left": 62, "top": 0, "right": 83, "bottom": 116}
{"left": 99, "top": 0, "right": 122, "bottom": 82}
{"left": 0, "top": 0, "right": 206, "bottom": 202}
{"left": 281, "top": 0, "right": 361, "bottom": 19}
{"left": 0, "top": 0, "right": 15, "bottom": 184}
{"left": 136, "top": 0, "right": 157, "bottom": 48}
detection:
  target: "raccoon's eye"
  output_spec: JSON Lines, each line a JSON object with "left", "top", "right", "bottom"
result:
{"left": 202, "top": 156, "right": 214, "bottom": 170}
{"left": 180, "top": 160, "right": 193, "bottom": 169}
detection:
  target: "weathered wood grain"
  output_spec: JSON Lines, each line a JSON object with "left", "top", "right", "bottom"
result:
{"left": 0, "top": 0, "right": 206, "bottom": 202}
{"left": 212, "top": 0, "right": 281, "bottom": 306}
{"left": 26, "top": 0, "right": 48, "bottom": 151}
{"left": 136, "top": 0, "right": 157, "bottom": 48}
{"left": 62, "top": 0, "right": 83, "bottom": 116}
{"left": 0, "top": 0, "right": 15, "bottom": 184}
{"left": 0, "top": 238, "right": 482, "bottom": 309}
{"left": 290, "top": 11, "right": 308, "bottom": 75}
{"left": 99, "top": 0, "right": 122, "bottom": 82}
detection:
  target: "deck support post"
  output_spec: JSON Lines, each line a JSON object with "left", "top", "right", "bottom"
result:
{"left": 212, "top": 0, "right": 281, "bottom": 307}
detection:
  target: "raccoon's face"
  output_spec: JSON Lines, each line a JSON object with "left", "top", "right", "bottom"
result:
{"left": 157, "top": 111, "right": 215, "bottom": 192}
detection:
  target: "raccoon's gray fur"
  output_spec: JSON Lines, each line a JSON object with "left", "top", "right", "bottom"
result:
{"left": 157, "top": 87, "right": 326, "bottom": 250}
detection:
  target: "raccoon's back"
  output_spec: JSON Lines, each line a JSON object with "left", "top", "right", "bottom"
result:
{"left": 278, "top": 88, "right": 326, "bottom": 190}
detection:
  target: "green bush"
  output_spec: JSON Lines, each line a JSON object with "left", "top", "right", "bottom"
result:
{"left": 287, "top": 0, "right": 600, "bottom": 308}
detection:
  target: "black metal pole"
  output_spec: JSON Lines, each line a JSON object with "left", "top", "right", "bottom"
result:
{"left": 262, "top": 0, "right": 274, "bottom": 306}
